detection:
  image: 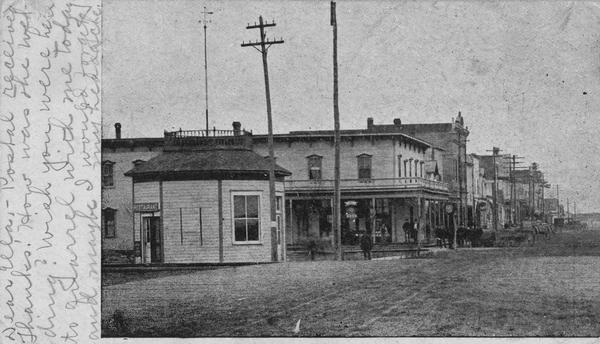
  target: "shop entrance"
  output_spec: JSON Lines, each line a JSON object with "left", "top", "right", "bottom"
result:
{"left": 144, "top": 216, "right": 162, "bottom": 263}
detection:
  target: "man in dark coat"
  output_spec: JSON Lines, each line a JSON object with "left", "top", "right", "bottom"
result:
{"left": 402, "top": 219, "right": 411, "bottom": 242}
{"left": 360, "top": 233, "right": 373, "bottom": 260}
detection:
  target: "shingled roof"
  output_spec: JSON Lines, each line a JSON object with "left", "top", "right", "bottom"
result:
{"left": 124, "top": 148, "right": 291, "bottom": 181}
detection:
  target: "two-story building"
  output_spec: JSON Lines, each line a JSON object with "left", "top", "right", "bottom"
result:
{"left": 251, "top": 119, "right": 450, "bottom": 246}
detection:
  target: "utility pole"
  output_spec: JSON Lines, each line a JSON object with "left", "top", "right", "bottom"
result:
{"left": 331, "top": 1, "right": 342, "bottom": 260}
{"left": 530, "top": 163, "right": 538, "bottom": 220}
{"left": 528, "top": 165, "right": 533, "bottom": 220}
{"left": 541, "top": 181, "right": 545, "bottom": 222}
{"left": 457, "top": 128, "right": 463, "bottom": 226}
{"left": 241, "top": 16, "right": 284, "bottom": 261}
{"left": 200, "top": 7, "right": 214, "bottom": 135}
{"left": 511, "top": 155, "right": 524, "bottom": 225}
{"left": 492, "top": 147, "right": 500, "bottom": 231}
{"left": 556, "top": 184, "right": 559, "bottom": 216}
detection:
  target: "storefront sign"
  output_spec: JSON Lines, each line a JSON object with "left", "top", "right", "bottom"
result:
{"left": 133, "top": 202, "right": 159, "bottom": 212}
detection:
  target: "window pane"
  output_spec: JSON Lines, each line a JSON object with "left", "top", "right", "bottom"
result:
{"left": 234, "top": 220, "right": 247, "bottom": 241}
{"left": 309, "top": 169, "right": 321, "bottom": 180}
{"left": 234, "top": 196, "right": 245, "bottom": 218}
{"left": 359, "top": 168, "right": 371, "bottom": 179}
{"left": 247, "top": 219, "right": 259, "bottom": 241}
{"left": 308, "top": 157, "right": 321, "bottom": 168}
{"left": 247, "top": 196, "right": 259, "bottom": 218}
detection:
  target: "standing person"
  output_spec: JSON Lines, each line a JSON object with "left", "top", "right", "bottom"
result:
{"left": 413, "top": 220, "right": 419, "bottom": 244}
{"left": 360, "top": 232, "right": 372, "bottom": 260}
{"left": 402, "top": 219, "right": 410, "bottom": 242}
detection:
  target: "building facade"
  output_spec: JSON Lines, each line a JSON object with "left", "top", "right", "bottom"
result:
{"left": 251, "top": 122, "right": 450, "bottom": 247}
{"left": 102, "top": 123, "right": 291, "bottom": 264}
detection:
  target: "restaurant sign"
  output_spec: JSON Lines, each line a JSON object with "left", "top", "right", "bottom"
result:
{"left": 133, "top": 202, "right": 159, "bottom": 212}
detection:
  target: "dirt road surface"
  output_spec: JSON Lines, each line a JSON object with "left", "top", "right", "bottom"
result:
{"left": 102, "top": 230, "right": 600, "bottom": 337}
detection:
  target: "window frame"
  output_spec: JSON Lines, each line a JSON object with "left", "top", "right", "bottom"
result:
{"left": 231, "top": 192, "right": 262, "bottom": 245}
{"left": 357, "top": 154, "right": 372, "bottom": 180}
{"left": 307, "top": 155, "right": 323, "bottom": 180}
{"left": 102, "top": 207, "right": 116, "bottom": 238}
{"left": 102, "top": 160, "right": 115, "bottom": 188}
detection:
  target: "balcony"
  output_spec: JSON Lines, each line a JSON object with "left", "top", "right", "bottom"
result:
{"left": 285, "top": 177, "right": 448, "bottom": 194}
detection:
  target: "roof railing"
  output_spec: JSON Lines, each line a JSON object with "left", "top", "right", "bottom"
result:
{"left": 164, "top": 127, "right": 253, "bottom": 138}
{"left": 163, "top": 127, "right": 253, "bottom": 150}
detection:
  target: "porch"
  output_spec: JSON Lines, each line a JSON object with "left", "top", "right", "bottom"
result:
{"left": 284, "top": 190, "right": 456, "bottom": 257}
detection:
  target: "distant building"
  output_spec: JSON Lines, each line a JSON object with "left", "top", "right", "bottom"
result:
{"left": 393, "top": 112, "right": 470, "bottom": 225}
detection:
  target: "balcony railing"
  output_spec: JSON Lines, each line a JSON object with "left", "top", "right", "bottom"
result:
{"left": 164, "top": 128, "right": 253, "bottom": 138}
{"left": 285, "top": 177, "right": 448, "bottom": 193}
{"left": 164, "top": 127, "right": 253, "bottom": 149}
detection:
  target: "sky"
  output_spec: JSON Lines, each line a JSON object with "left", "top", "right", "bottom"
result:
{"left": 102, "top": 0, "right": 600, "bottom": 213}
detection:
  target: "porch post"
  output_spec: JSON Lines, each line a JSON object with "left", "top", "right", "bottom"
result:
{"left": 330, "top": 197, "right": 335, "bottom": 247}
{"left": 371, "top": 197, "right": 376, "bottom": 240}
{"left": 288, "top": 199, "right": 293, "bottom": 245}
{"left": 417, "top": 196, "right": 421, "bottom": 241}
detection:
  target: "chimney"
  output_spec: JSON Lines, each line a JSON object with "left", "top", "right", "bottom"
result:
{"left": 115, "top": 122, "right": 121, "bottom": 139}
{"left": 232, "top": 121, "right": 241, "bottom": 136}
{"left": 367, "top": 117, "right": 374, "bottom": 130}
{"left": 456, "top": 111, "right": 464, "bottom": 126}
{"left": 393, "top": 118, "right": 401, "bottom": 127}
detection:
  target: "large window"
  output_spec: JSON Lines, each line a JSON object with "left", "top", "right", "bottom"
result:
{"left": 102, "top": 161, "right": 114, "bottom": 187}
{"left": 233, "top": 194, "right": 260, "bottom": 243}
{"left": 357, "top": 154, "right": 372, "bottom": 179}
{"left": 102, "top": 208, "right": 116, "bottom": 238}
{"left": 307, "top": 155, "right": 322, "bottom": 180}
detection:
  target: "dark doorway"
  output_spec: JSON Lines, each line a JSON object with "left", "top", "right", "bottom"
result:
{"left": 145, "top": 217, "right": 162, "bottom": 263}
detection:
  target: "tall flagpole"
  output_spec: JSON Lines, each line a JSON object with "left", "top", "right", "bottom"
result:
{"left": 200, "top": 7, "right": 214, "bottom": 135}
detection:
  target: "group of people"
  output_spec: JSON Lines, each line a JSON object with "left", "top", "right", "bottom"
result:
{"left": 402, "top": 219, "right": 419, "bottom": 244}
{"left": 359, "top": 218, "right": 420, "bottom": 260}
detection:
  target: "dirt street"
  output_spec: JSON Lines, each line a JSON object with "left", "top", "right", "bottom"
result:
{"left": 102, "top": 229, "right": 600, "bottom": 337}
